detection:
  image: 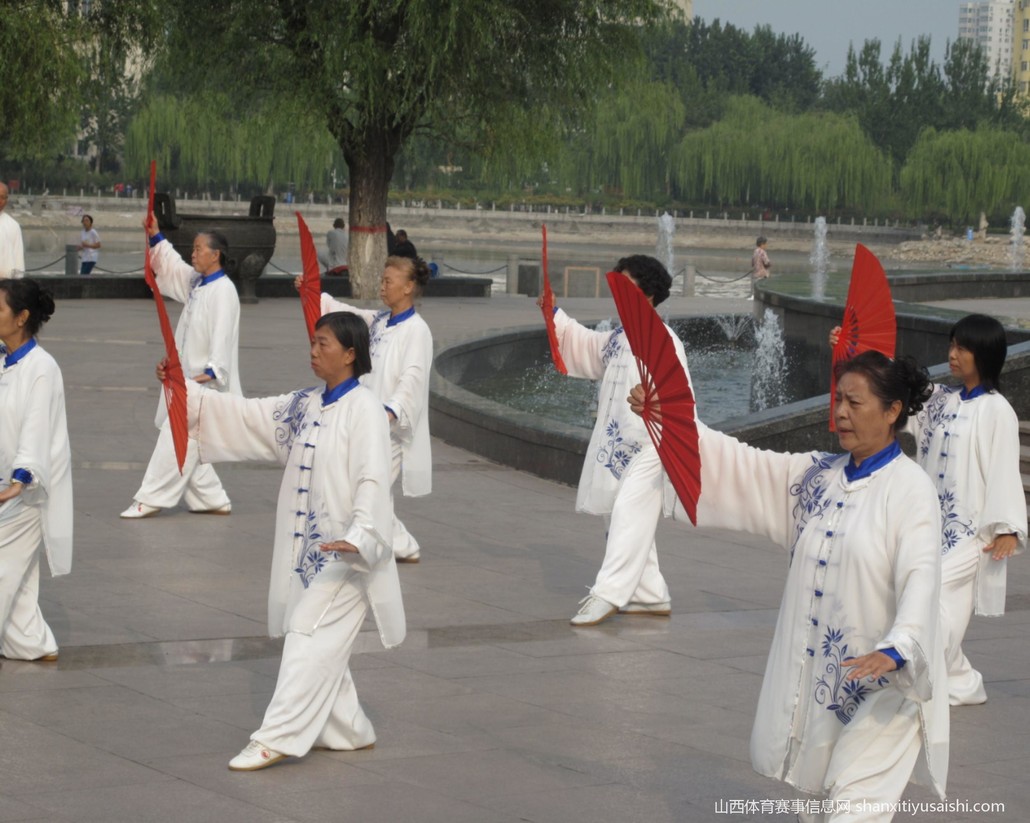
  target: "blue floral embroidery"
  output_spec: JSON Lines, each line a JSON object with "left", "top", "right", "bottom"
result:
{"left": 601, "top": 328, "right": 625, "bottom": 366}
{"left": 368, "top": 310, "right": 391, "bottom": 353}
{"left": 814, "top": 627, "right": 890, "bottom": 725}
{"left": 918, "top": 388, "right": 957, "bottom": 459}
{"left": 596, "top": 418, "right": 641, "bottom": 479}
{"left": 939, "top": 489, "right": 975, "bottom": 555}
{"left": 273, "top": 388, "right": 315, "bottom": 450}
{"left": 293, "top": 511, "right": 342, "bottom": 587}
{"left": 789, "top": 453, "right": 838, "bottom": 555}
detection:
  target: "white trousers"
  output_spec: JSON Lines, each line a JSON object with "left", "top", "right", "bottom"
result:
{"left": 940, "top": 540, "right": 987, "bottom": 705}
{"left": 390, "top": 439, "right": 419, "bottom": 559}
{"left": 134, "top": 419, "right": 230, "bottom": 511}
{"left": 799, "top": 693, "right": 922, "bottom": 823}
{"left": 590, "top": 447, "right": 670, "bottom": 608}
{"left": 0, "top": 507, "right": 58, "bottom": 660}
{"left": 252, "top": 564, "right": 374, "bottom": 756}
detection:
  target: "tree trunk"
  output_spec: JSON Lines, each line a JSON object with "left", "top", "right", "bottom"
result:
{"left": 346, "top": 132, "right": 396, "bottom": 298}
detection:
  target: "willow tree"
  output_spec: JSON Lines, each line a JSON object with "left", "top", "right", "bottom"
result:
{"left": 900, "top": 127, "right": 1030, "bottom": 222}
{"left": 125, "top": 94, "right": 343, "bottom": 192}
{"left": 0, "top": 0, "right": 159, "bottom": 165}
{"left": 672, "top": 96, "right": 891, "bottom": 212}
{"left": 154, "top": 0, "right": 674, "bottom": 296}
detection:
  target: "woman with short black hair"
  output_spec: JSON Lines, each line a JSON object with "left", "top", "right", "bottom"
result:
{"left": 180, "top": 310, "right": 404, "bottom": 771}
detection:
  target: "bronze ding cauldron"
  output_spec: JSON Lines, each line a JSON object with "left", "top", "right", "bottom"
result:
{"left": 154, "top": 192, "right": 276, "bottom": 304}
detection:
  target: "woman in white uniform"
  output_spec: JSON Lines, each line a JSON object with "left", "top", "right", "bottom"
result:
{"left": 636, "top": 351, "right": 949, "bottom": 822}
{"left": 179, "top": 311, "right": 403, "bottom": 771}
{"left": 309, "top": 256, "right": 433, "bottom": 562}
{"left": 832, "top": 315, "right": 1026, "bottom": 705}
{"left": 0, "top": 279, "right": 72, "bottom": 662}
{"left": 548, "top": 255, "right": 689, "bottom": 627}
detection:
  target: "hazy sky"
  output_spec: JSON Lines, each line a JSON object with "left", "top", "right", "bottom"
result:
{"left": 691, "top": 0, "right": 964, "bottom": 77}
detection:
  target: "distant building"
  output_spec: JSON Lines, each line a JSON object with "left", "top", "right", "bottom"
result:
{"left": 959, "top": 0, "right": 1014, "bottom": 77}
{"left": 1015, "top": 0, "right": 1030, "bottom": 92}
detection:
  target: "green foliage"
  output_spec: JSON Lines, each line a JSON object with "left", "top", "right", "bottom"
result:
{"left": 124, "top": 94, "right": 344, "bottom": 192}
{"left": 672, "top": 96, "right": 891, "bottom": 212}
{"left": 900, "top": 127, "right": 1030, "bottom": 223}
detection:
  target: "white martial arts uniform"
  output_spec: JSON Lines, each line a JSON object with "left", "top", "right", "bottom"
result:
{"left": 0, "top": 211, "right": 25, "bottom": 279}
{"left": 0, "top": 340, "right": 72, "bottom": 659}
{"left": 190, "top": 378, "right": 404, "bottom": 755}
{"left": 554, "top": 308, "right": 689, "bottom": 608}
{"left": 132, "top": 235, "right": 242, "bottom": 510}
{"left": 321, "top": 296, "right": 432, "bottom": 559}
{"left": 686, "top": 429, "right": 948, "bottom": 822}
{"left": 906, "top": 385, "right": 1027, "bottom": 705}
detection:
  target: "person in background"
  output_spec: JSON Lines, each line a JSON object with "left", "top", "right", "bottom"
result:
{"left": 78, "top": 215, "right": 101, "bottom": 276}
{"left": 319, "top": 218, "right": 348, "bottom": 275}
{"left": 392, "top": 230, "right": 417, "bottom": 260}
{"left": 0, "top": 183, "right": 25, "bottom": 279}
{"left": 306, "top": 256, "right": 433, "bottom": 563}
{"left": 0, "top": 278, "right": 72, "bottom": 662}
{"left": 751, "top": 236, "right": 771, "bottom": 282}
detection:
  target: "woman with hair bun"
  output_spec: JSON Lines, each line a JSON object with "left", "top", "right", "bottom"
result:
{"left": 632, "top": 351, "right": 950, "bottom": 819}
{"left": 0, "top": 278, "right": 72, "bottom": 661}
{"left": 303, "top": 255, "right": 433, "bottom": 562}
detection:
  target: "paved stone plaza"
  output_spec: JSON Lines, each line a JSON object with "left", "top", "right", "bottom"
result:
{"left": 1, "top": 293, "right": 1028, "bottom": 822}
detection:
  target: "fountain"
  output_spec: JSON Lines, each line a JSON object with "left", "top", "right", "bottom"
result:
{"left": 657, "top": 212, "right": 675, "bottom": 277}
{"left": 1011, "top": 206, "right": 1025, "bottom": 272}
{"left": 751, "top": 308, "right": 788, "bottom": 412}
{"left": 714, "top": 314, "right": 752, "bottom": 343}
{"left": 810, "top": 216, "right": 829, "bottom": 300}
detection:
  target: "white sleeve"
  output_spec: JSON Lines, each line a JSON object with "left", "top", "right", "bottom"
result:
{"left": 553, "top": 309, "right": 607, "bottom": 380}
{"left": 191, "top": 384, "right": 297, "bottom": 465}
{"left": 149, "top": 238, "right": 197, "bottom": 304}
{"left": 320, "top": 293, "right": 379, "bottom": 325}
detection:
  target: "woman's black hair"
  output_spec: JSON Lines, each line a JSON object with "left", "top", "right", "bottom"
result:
{"left": 834, "top": 351, "right": 932, "bottom": 432}
{"left": 82, "top": 214, "right": 94, "bottom": 226}
{"left": 315, "top": 311, "right": 372, "bottom": 378}
{"left": 386, "top": 254, "right": 431, "bottom": 291}
{"left": 197, "top": 229, "right": 229, "bottom": 268}
{"left": 950, "top": 313, "right": 1007, "bottom": 392}
{"left": 0, "top": 278, "right": 56, "bottom": 338}
{"left": 614, "top": 255, "right": 672, "bottom": 307}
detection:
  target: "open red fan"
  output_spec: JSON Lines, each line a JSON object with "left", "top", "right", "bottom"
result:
{"left": 296, "top": 212, "right": 322, "bottom": 341}
{"left": 539, "top": 224, "right": 567, "bottom": 374}
{"left": 143, "top": 160, "right": 189, "bottom": 473}
{"left": 829, "top": 243, "right": 897, "bottom": 431}
{"left": 606, "top": 271, "right": 701, "bottom": 525}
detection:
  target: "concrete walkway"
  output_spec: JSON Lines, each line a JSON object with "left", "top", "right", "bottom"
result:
{"left": 2, "top": 293, "right": 1026, "bottom": 822}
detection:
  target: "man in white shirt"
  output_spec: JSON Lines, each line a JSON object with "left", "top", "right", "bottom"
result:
{"left": 0, "top": 183, "right": 26, "bottom": 279}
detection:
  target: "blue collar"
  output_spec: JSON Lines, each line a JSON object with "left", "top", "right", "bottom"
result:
{"left": 198, "top": 269, "right": 226, "bottom": 287}
{"left": 960, "top": 384, "right": 987, "bottom": 401}
{"left": 321, "top": 376, "right": 360, "bottom": 406}
{"left": 845, "top": 440, "right": 901, "bottom": 482}
{"left": 3, "top": 337, "right": 36, "bottom": 368}
{"left": 386, "top": 306, "right": 416, "bottom": 328}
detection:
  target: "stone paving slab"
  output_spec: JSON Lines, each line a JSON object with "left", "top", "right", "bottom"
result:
{"left": 1, "top": 295, "right": 1027, "bottom": 821}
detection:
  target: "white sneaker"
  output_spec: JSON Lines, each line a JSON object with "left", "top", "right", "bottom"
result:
{"left": 228, "top": 740, "right": 287, "bottom": 771}
{"left": 190, "top": 503, "right": 232, "bottom": 515}
{"left": 570, "top": 594, "right": 617, "bottom": 627}
{"left": 619, "top": 601, "right": 671, "bottom": 616}
{"left": 120, "top": 501, "right": 160, "bottom": 519}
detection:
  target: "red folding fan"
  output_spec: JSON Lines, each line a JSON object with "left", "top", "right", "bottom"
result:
{"left": 539, "top": 224, "right": 567, "bottom": 374}
{"left": 296, "top": 212, "right": 322, "bottom": 341}
{"left": 143, "top": 160, "right": 189, "bottom": 473}
{"left": 606, "top": 271, "right": 701, "bottom": 525}
{"left": 829, "top": 243, "right": 897, "bottom": 431}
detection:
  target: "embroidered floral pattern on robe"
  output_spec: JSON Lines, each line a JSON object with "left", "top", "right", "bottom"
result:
{"left": 273, "top": 388, "right": 314, "bottom": 449}
{"left": 939, "top": 489, "right": 976, "bottom": 555}
{"left": 814, "top": 627, "right": 890, "bottom": 725}
{"left": 596, "top": 419, "right": 642, "bottom": 479}
{"left": 788, "top": 453, "right": 836, "bottom": 555}
{"left": 918, "top": 389, "right": 956, "bottom": 459}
